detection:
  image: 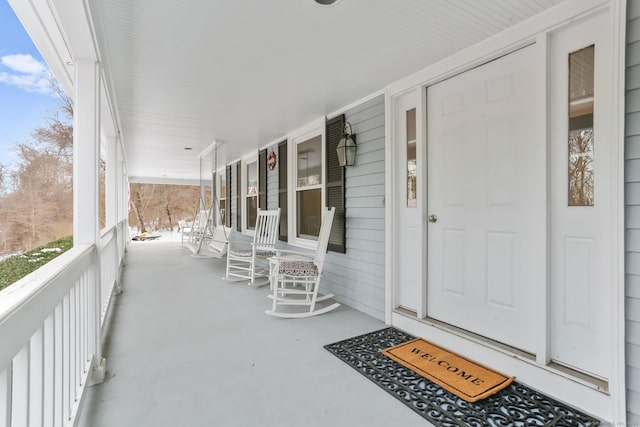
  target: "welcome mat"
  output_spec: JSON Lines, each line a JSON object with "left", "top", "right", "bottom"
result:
{"left": 382, "top": 337, "right": 514, "bottom": 402}
{"left": 324, "top": 327, "right": 600, "bottom": 426}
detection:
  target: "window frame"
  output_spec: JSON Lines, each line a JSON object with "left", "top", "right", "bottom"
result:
{"left": 287, "top": 119, "right": 326, "bottom": 250}
{"left": 215, "top": 167, "right": 227, "bottom": 227}
{"left": 241, "top": 153, "right": 259, "bottom": 235}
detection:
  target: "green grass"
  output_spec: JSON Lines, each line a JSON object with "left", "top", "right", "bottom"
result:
{"left": 0, "top": 236, "right": 73, "bottom": 291}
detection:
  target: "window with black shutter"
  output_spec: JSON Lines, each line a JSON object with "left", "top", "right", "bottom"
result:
{"left": 225, "top": 165, "right": 232, "bottom": 228}
{"left": 245, "top": 158, "right": 258, "bottom": 230}
{"left": 259, "top": 149, "right": 267, "bottom": 210}
{"left": 236, "top": 162, "right": 241, "bottom": 232}
{"left": 278, "top": 140, "right": 288, "bottom": 241}
{"left": 325, "top": 115, "right": 347, "bottom": 253}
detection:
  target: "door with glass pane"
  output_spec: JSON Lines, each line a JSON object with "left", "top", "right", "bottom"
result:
{"left": 395, "top": 91, "right": 423, "bottom": 313}
{"left": 549, "top": 13, "right": 610, "bottom": 378}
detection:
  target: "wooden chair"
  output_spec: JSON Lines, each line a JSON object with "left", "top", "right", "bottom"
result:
{"left": 266, "top": 207, "right": 339, "bottom": 318}
{"left": 225, "top": 208, "right": 280, "bottom": 285}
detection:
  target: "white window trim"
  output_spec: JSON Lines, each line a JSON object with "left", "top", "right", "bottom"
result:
{"left": 215, "top": 167, "right": 226, "bottom": 227}
{"left": 287, "top": 118, "right": 326, "bottom": 250}
{"left": 241, "top": 153, "right": 258, "bottom": 235}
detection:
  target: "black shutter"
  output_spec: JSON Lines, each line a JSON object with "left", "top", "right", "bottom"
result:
{"left": 225, "top": 165, "right": 232, "bottom": 228}
{"left": 278, "top": 140, "right": 288, "bottom": 242}
{"left": 259, "top": 149, "right": 267, "bottom": 210}
{"left": 325, "top": 115, "right": 347, "bottom": 253}
{"left": 236, "top": 162, "right": 241, "bottom": 232}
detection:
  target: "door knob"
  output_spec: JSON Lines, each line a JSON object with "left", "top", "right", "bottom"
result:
{"left": 428, "top": 214, "right": 437, "bottom": 223}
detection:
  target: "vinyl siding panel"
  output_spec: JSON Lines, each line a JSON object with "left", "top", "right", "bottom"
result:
{"left": 629, "top": 274, "right": 640, "bottom": 298}
{"left": 323, "top": 95, "right": 386, "bottom": 320}
{"left": 626, "top": 182, "right": 640, "bottom": 205}
{"left": 626, "top": 4, "right": 640, "bottom": 421}
{"left": 627, "top": 230, "right": 640, "bottom": 252}
{"left": 628, "top": 320, "right": 640, "bottom": 345}
{"left": 627, "top": 88, "right": 640, "bottom": 112}
{"left": 627, "top": 111, "right": 640, "bottom": 136}
{"left": 627, "top": 65, "right": 640, "bottom": 91}
{"left": 627, "top": 135, "right": 640, "bottom": 159}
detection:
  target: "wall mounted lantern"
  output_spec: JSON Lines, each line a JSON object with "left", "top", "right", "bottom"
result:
{"left": 336, "top": 122, "right": 357, "bottom": 167}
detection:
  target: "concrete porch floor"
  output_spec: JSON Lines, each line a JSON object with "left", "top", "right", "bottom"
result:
{"left": 78, "top": 241, "right": 431, "bottom": 427}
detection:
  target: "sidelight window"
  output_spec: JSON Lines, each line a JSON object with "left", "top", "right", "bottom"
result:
{"left": 567, "top": 45, "right": 594, "bottom": 207}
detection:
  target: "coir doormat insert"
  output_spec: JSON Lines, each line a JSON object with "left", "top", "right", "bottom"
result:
{"left": 324, "top": 327, "right": 600, "bottom": 426}
{"left": 382, "top": 337, "right": 514, "bottom": 402}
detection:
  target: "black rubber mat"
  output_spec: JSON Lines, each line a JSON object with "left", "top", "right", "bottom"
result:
{"left": 324, "top": 327, "right": 600, "bottom": 426}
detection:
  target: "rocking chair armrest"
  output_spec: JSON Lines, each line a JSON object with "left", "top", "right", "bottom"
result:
{"left": 273, "top": 248, "right": 313, "bottom": 258}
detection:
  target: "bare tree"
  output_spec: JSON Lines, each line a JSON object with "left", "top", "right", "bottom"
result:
{"left": 129, "top": 184, "right": 149, "bottom": 233}
{"left": 127, "top": 183, "right": 203, "bottom": 235}
{"left": 0, "top": 79, "right": 73, "bottom": 252}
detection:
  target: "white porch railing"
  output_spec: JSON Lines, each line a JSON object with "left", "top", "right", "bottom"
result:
{"left": 0, "top": 221, "right": 127, "bottom": 427}
{"left": 99, "top": 223, "right": 126, "bottom": 326}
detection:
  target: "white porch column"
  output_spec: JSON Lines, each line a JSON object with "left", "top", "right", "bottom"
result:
{"left": 116, "top": 144, "right": 124, "bottom": 224}
{"left": 121, "top": 163, "right": 129, "bottom": 228}
{"left": 105, "top": 136, "right": 118, "bottom": 229}
{"left": 73, "top": 58, "right": 100, "bottom": 245}
{"left": 73, "top": 58, "right": 105, "bottom": 380}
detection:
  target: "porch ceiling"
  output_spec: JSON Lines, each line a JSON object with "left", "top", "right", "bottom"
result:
{"left": 88, "top": 0, "right": 564, "bottom": 183}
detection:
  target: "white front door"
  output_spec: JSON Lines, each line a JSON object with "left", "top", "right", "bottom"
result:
{"left": 394, "top": 91, "right": 423, "bottom": 314}
{"left": 548, "top": 13, "right": 611, "bottom": 379}
{"left": 426, "top": 45, "right": 545, "bottom": 353}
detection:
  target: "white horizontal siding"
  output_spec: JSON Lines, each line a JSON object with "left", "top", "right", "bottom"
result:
{"left": 323, "top": 94, "right": 386, "bottom": 320}
{"left": 626, "top": 1, "right": 640, "bottom": 421}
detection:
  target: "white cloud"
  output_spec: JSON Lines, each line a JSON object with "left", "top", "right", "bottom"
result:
{"left": 0, "top": 54, "right": 51, "bottom": 95}
{"left": 2, "top": 54, "right": 45, "bottom": 74}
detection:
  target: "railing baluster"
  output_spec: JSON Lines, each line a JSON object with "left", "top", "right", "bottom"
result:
{"left": 0, "top": 365, "right": 12, "bottom": 427}
{"left": 29, "top": 328, "right": 44, "bottom": 427}
{"left": 79, "top": 278, "right": 86, "bottom": 376}
{"left": 75, "top": 280, "right": 82, "bottom": 395}
{"left": 62, "top": 294, "right": 70, "bottom": 424}
{"left": 12, "top": 344, "right": 30, "bottom": 426}
{"left": 53, "top": 304, "right": 62, "bottom": 427}
{"left": 43, "top": 314, "right": 54, "bottom": 427}
{"left": 69, "top": 287, "right": 77, "bottom": 406}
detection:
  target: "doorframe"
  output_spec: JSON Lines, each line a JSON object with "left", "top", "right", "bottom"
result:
{"left": 383, "top": 0, "right": 626, "bottom": 422}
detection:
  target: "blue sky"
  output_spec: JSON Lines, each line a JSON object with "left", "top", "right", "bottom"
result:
{"left": 0, "top": 0, "right": 58, "bottom": 169}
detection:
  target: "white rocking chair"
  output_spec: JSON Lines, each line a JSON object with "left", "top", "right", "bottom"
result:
{"left": 266, "top": 207, "right": 339, "bottom": 318}
{"left": 225, "top": 208, "right": 280, "bottom": 285}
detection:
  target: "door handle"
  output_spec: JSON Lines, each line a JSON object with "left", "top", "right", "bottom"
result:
{"left": 428, "top": 214, "right": 437, "bottom": 223}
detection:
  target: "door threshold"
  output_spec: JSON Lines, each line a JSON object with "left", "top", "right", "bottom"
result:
{"left": 392, "top": 308, "right": 609, "bottom": 393}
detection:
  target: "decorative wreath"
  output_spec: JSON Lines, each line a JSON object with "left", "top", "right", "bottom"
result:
{"left": 267, "top": 150, "right": 277, "bottom": 170}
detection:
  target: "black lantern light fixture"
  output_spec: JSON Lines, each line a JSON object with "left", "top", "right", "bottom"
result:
{"left": 336, "top": 121, "right": 357, "bottom": 167}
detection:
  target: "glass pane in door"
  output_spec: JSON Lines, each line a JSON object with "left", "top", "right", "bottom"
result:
{"left": 568, "top": 45, "right": 594, "bottom": 207}
{"left": 406, "top": 108, "right": 417, "bottom": 207}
